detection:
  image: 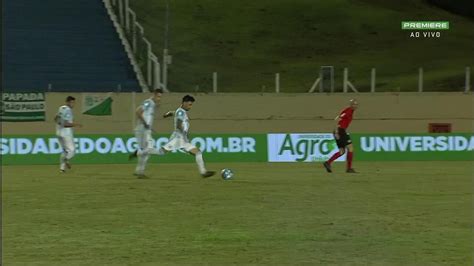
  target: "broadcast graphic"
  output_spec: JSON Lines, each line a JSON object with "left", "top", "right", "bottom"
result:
{"left": 402, "top": 21, "right": 449, "bottom": 38}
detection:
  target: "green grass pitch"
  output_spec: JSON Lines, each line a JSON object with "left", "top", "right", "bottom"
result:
{"left": 2, "top": 162, "right": 472, "bottom": 265}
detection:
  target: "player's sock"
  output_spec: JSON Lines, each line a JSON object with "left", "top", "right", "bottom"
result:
{"left": 142, "top": 154, "right": 150, "bottom": 171}
{"left": 60, "top": 153, "right": 66, "bottom": 170}
{"left": 135, "top": 154, "right": 149, "bottom": 174}
{"left": 327, "top": 152, "right": 343, "bottom": 164}
{"left": 195, "top": 152, "right": 207, "bottom": 174}
{"left": 347, "top": 152, "right": 353, "bottom": 169}
{"left": 135, "top": 156, "right": 143, "bottom": 174}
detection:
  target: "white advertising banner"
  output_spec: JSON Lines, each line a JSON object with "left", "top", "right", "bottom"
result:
{"left": 267, "top": 133, "right": 345, "bottom": 162}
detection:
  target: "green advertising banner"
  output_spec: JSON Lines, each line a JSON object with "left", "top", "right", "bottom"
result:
{"left": 1, "top": 134, "right": 267, "bottom": 165}
{"left": 352, "top": 133, "right": 474, "bottom": 161}
{"left": 265, "top": 133, "right": 474, "bottom": 162}
{"left": 0, "top": 93, "right": 46, "bottom": 121}
{"left": 2, "top": 133, "right": 473, "bottom": 165}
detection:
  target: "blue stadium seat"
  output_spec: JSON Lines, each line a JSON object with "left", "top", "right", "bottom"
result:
{"left": 3, "top": 0, "right": 141, "bottom": 92}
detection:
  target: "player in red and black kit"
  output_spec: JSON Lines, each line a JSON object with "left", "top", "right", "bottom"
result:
{"left": 323, "top": 99, "right": 358, "bottom": 173}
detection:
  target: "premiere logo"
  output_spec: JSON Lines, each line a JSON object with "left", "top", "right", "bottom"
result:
{"left": 401, "top": 21, "right": 449, "bottom": 38}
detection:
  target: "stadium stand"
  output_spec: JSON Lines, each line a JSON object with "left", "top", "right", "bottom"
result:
{"left": 3, "top": 0, "right": 141, "bottom": 92}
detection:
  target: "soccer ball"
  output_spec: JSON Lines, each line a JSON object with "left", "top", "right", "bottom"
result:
{"left": 221, "top": 168, "right": 234, "bottom": 180}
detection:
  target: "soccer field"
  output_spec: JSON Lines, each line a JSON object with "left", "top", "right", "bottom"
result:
{"left": 2, "top": 162, "right": 472, "bottom": 265}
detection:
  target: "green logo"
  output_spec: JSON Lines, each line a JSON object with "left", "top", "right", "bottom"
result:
{"left": 401, "top": 21, "right": 449, "bottom": 30}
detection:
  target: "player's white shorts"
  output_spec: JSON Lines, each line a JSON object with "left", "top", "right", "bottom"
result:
{"left": 135, "top": 129, "right": 154, "bottom": 150}
{"left": 57, "top": 135, "right": 75, "bottom": 155}
{"left": 163, "top": 135, "right": 196, "bottom": 152}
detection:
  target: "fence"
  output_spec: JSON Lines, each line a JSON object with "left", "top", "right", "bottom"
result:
{"left": 198, "top": 66, "right": 473, "bottom": 93}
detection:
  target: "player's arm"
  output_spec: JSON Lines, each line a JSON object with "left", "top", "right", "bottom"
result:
{"left": 135, "top": 106, "right": 150, "bottom": 128}
{"left": 163, "top": 110, "right": 174, "bottom": 118}
{"left": 63, "top": 121, "right": 82, "bottom": 128}
{"left": 62, "top": 116, "right": 82, "bottom": 128}
{"left": 54, "top": 114, "right": 61, "bottom": 124}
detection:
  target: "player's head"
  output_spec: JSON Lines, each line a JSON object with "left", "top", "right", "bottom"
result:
{"left": 152, "top": 88, "right": 163, "bottom": 103}
{"left": 181, "top": 95, "right": 195, "bottom": 111}
{"left": 66, "top": 96, "right": 76, "bottom": 108}
{"left": 349, "top": 99, "right": 358, "bottom": 110}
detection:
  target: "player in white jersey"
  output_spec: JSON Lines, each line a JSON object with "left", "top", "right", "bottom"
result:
{"left": 130, "top": 95, "right": 215, "bottom": 178}
{"left": 54, "top": 96, "right": 82, "bottom": 172}
{"left": 129, "top": 89, "right": 164, "bottom": 178}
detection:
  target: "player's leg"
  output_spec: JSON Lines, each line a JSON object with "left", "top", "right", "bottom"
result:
{"left": 323, "top": 129, "right": 346, "bottom": 173}
{"left": 346, "top": 143, "right": 356, "bottom": 173}
{"left": 344, "top": 131, "right": 356, "bottom": 173}
{"left": 63, "top": 136, "right": 75, "bottom": 169}
{"left": 135, "top": 131, "right": 169, "bottom": 178}
{"left": 187, "top": 145, "right": 215, "bottom": 178}
{"left": 139, "top": 147, "right": 166, "bottom": 156}
{"left": 330, "top": 147, "right": 346, "bottom": 163}
{"left": 133, "top": 130, "right": 148, "bottom": 176}
{"left": 130, "top": 130, "right": 144, "bottom": 159}
{"left": 140, "top": 130, "right": 157, "bottom": 176}
{"left": 153, "top": 147, "right": 170, "bottom": 155}
{"left": 323, "top": 147, "right": 345, "bottom": 173}
{"left": 58, "top": 137, "right": 67, "bottom": 172}
{"left": 159, "top": 136, "right": 180, "bottom": 155}
{"left": 135, "top": 154, "right": 150, "bottom": 178}
{"left": 137, "top": 131, "right": 166, "bottom": 156}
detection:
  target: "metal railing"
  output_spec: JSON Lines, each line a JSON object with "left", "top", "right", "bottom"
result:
{"left": 108, "top": 0, "right": 168, "bottom": 92}
{"left": 306, "top": 66, "right": 471, "bottom": 94}
{"left": 207, "top": 66, "right": 471, "bottom": 93}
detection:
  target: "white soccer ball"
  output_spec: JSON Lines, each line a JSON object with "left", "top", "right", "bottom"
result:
{"left": 221, "top": 168, "right": 234, "bottom": 180}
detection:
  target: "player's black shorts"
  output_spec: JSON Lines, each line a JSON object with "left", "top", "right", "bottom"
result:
{"left": 334, "top": 127, "right": 352, "bottom": 148}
